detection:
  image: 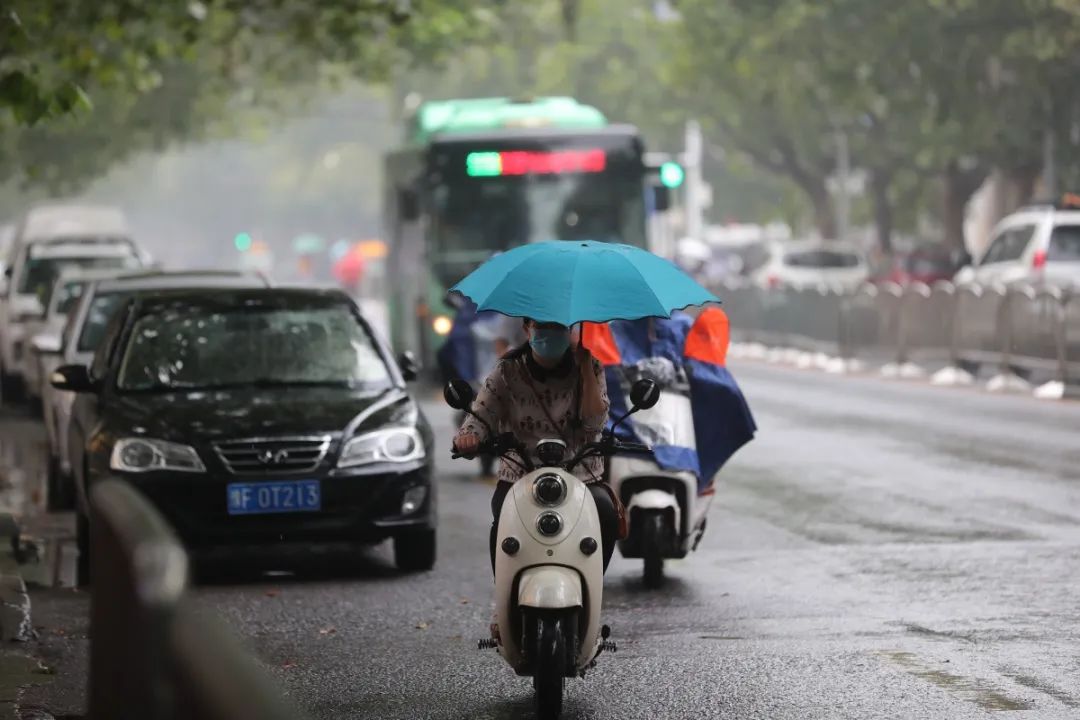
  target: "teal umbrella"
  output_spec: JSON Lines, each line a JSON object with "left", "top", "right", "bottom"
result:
{"left": 449, "top": 241, "right": 718, "bottom": 325}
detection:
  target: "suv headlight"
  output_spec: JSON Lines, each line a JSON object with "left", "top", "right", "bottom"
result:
{"left": 338, "top": 428, "right": 425, "bottom": 468}
{"left": 110, "top": 438, "right": 206, "bottom": 473}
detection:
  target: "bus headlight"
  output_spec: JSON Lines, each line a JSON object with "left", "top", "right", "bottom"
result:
{"left": 432, "top": 315, "right": 452, "bottom": 336}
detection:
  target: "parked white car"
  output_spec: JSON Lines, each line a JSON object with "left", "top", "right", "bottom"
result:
{"left": 0, "top": 205, "right": 146, "bottom": 400}
{"left": 955, "top": 202, "right": 1080, "bottom": 289}
{"left": 41, "top": 269, "right": 271, "bottom": 509}
{"left": 26, "top": 268, "right": 129, "bottom": 404}
{"left": 750, "top": 240, "right": 869, "bottom": 291}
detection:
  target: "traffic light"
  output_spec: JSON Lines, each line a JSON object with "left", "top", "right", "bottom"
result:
{"left": 659, "top": 161, "right": 685, "bottom": 189}
{"left": 234, "top": 232, "right": 253, "bottom": 252}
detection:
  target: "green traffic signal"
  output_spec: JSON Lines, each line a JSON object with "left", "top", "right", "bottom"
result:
{"left": 234, "top": 232, "right": 253, "bottom": 252}
{"left": 659, "top": 161, "right": 685, "bottom": 189}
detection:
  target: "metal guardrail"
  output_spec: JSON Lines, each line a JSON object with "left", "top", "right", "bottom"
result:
{"left": 716, "top": 278, "right": 1080, "bottom": 390}
{"left": 88, "top": 480, "right": 310, "bottom": 720}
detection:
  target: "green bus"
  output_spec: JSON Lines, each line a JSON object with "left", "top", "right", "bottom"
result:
{"left": 383, "top": 96, "right": 667, "bottom": 374}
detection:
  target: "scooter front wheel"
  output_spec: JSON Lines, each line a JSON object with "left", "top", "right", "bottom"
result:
{"left": 642, "top": 510, "right": 668, "bottom": 589}
{"left": 532, "top": 612, "right": 569, "bottom": 720}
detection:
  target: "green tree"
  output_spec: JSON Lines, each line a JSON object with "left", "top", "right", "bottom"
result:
{"left": 668, "top": 1, "right": 840, "bottom": 238}
{"left": 1, "top": 1, "right": 501, "bottom": 192}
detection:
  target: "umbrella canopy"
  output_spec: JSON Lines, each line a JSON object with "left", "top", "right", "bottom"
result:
{"left": 450, "top": 240, "right": 718, "bottom": 326}
{"left": 332, "top": 249, "right": 365, "bottom": 286}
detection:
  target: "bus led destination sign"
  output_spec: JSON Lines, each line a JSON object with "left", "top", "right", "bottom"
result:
{"left": 466, "top": 149, "right": 607, "bottom": 177}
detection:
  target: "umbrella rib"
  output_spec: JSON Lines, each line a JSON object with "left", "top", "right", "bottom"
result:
{"left": 621, "top": 251, "right": 668, "bottom": 317}
{"left": 567, "top": 248, "right": 587, "bottom": 326}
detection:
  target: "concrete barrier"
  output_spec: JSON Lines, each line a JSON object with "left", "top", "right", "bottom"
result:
{"left": 88, "top": 480, "right": 310, "bottom": 720}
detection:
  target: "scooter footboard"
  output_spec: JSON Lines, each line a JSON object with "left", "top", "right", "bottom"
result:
{"left": 517, "top": 566, "right": 582, "bottom": 609}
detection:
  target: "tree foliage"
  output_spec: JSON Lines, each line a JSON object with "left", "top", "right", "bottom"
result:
{"left": 0, "top": 0, "right": 500, "bottom": 193}
{"left": 7, "top": 0, "right": 1080, "bottom": 251}
{"left": 668, "top": 0, "right": 1080, "bottom": 249}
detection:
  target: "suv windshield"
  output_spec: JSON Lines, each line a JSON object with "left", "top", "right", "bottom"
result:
{"left": 77, "top": 292, "right": 127, "bottom": 352}
{"left": 783, "top": 250, "right": 861, "bottom": 268}
{"left": 1049, "top": 225, "right": 1080, "bottom": 262}
{"left": 18, "top": 255, "right": 139, "bottom": 305}
{"left": 116, "top": 301, "right": 393, "bottom": 392}
{"left": 53, "top": 280, "right": 87, "bottom": 316}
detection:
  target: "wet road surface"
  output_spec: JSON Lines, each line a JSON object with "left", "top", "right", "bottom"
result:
{"left": 9, "top": 362, "right": 1080, "bottom": 718}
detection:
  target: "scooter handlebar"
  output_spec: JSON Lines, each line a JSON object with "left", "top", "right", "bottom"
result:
{"left": 614, "top": 441, "right": 652, "bottom": 454}
{"left": 450, "top": 434, "right": 532, "bottom": 471}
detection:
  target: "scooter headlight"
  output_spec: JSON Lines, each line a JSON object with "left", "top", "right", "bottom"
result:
{"left": 532, "top": 473, "right": 566, "bottom": 506}
{"left": 536, "top": 511, "right": 562, "bottom": 537}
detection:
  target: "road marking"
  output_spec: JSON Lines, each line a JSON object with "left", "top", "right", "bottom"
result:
{"left": 876, "top": 651, "right": 1032, "bottom": 711}
{"left": 998, "top": 668, "right": 1079, "bottom": 709}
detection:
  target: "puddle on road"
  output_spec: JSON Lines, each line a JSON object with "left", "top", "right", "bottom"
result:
{"left": 749, "top": 396, "right": 1080, "bottom": 482}
{"left": 877, "top": 651, "right": 1032, "bottom": 711}
{"left": 0, "top": 415, "right": 75, "bottom": 588}
{"left": 725, "top": 465, "right": 1032, "bottom": 546}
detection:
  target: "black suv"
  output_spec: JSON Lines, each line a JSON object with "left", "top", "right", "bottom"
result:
{"left": 53, "top": 288, "right": 434, "bottom": 584}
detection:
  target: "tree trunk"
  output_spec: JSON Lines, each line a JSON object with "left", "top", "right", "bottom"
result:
{"left": 1004, "top": 164, "right": 1040, "bottom": 211}
{"left": 797, "top": 175, "right": 836, "bottom": 240}
{"left": 942, "top": 160, "right": 988, "bottom": 253}
{"left": 869, "top": 169, "right": 894, "bottom": 255}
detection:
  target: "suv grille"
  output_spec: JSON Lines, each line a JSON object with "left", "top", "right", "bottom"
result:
{"left": 214, "top": 436, "right": 332, "bottom": 475}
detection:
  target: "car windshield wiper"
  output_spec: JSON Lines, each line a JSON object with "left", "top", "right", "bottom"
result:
{"left": 250, "top": 378, "right": 359, "bottom": 388}
{"left": 124, "top": 378, "right": 362, "bottom": 393}
{"left": 210, "top": 378, "right": 360, "bottom": 390}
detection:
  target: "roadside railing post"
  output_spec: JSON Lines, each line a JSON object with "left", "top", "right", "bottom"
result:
{"left": 986, "top": 283, "right": 1033, "bottom": 393}
{"left": 89, "top": 480, "right": 188, "bottom": 720}
{"left": 87, "top": 479, "right": 313, "bottom": 719}
{"left": 1055, "top": 291, "right": 1068, "bottom": 386}
{"left": 878, "top": 282, "right": 904, "bottom": 377}
{"left": 928, "top": 282, "right": 975, "bottom": 386}
{"left": 1030, "top": 285, "right": 1070, "bottom": 399}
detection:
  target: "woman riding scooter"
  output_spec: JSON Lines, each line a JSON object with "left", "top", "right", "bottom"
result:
{"left": 454, "top": 319, "right": 621, "bottom": 574}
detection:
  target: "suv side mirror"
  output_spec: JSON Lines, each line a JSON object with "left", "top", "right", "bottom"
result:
{"left": 51, "top": 364, "right": 98, "bottom": 393}
{"left": 443, "top": 379, "right": 475, "bottom": 411}
{"left": 629, "top": 379, "right": 660, "bottom": 410}
{"left": 398, "top": 350, "right": 420, "bottom": 382}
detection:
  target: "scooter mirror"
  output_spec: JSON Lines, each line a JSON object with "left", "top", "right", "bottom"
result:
{"left": 443, "top": 379, "right": 476, "bottom": 411}
{"left": 629, "top": 379, "right": 660, "bottom": 410}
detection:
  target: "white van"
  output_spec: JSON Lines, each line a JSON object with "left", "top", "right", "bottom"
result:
{"left": 0, "top": 205, "right": 146, "bottom": 400}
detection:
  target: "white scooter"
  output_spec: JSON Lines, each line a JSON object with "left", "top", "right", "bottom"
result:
{"left": 608, "top": 360, "right": 712, "bottom": 588}
{"left": 445, "top": 377, "right": 659, "bottom": 719}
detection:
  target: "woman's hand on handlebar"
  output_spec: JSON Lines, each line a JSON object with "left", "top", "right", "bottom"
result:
{"left": 453, "top": 433, "right": 482, "bottom": 458}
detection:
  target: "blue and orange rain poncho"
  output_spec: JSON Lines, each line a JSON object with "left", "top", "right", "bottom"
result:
{"left": 582, "top": 307, "right": 757, "bottom": 495}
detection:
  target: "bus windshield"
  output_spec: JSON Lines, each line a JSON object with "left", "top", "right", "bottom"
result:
{"left": 426, "top": 137, "right": 646, "bottom": 286}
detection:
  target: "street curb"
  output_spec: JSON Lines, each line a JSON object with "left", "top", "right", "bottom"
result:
{"left": 0, "top": 512, "right": 33, "bottom": 643}
{"left": 1, "top": 512, "right": 61, "bottom": 720}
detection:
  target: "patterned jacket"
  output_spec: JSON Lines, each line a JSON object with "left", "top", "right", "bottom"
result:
{"left": 456, "top": 349, "right": 610, "bottom": 484}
